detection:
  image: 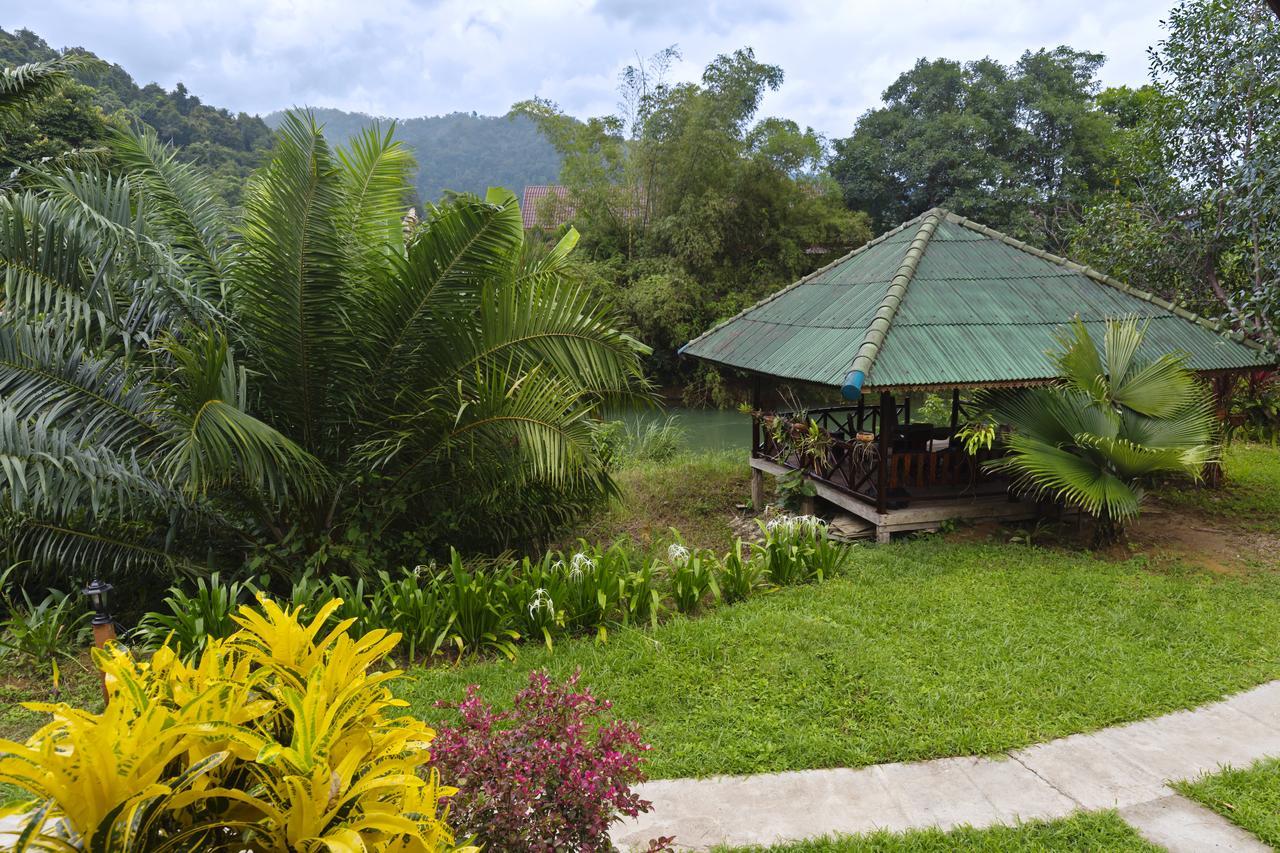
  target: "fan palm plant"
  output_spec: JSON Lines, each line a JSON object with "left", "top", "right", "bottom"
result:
{"left": 979, "top": 317, "right": 1216, "bottom": 545}
{"left": 0, "top": 110, "right": 651, "bottom": 585}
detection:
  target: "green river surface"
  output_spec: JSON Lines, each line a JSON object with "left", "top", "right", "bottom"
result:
{"left": 613, "top": 406, "right": 752, "bottom": 454}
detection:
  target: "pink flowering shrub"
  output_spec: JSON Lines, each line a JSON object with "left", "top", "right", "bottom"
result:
{"left": 430, "top": 669, "right": 671, "bottom": 852}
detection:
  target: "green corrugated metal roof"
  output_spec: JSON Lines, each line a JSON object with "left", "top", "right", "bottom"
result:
{"left": 680, "top": 208, "right": 1276, "bottom": 394}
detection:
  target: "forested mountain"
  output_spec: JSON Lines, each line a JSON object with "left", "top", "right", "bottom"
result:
{"left": 263, "top": 107, "right": 562, "bottom": 204}
{"left": 0, "top": 27, "right": 273, "bottom": 204}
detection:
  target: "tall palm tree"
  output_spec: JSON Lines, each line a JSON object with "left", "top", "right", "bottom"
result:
{"left": 980, "top": 317, "right": 1216, "bottom": 545}
{"left": 0, "top": 112, "right": 651, "bottom": 584}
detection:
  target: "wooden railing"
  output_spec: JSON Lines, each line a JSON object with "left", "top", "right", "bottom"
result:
{"left": 751, "top": 407, "right": 1006, "bottom": 507}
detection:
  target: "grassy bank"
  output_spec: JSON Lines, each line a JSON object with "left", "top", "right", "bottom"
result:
{"left": 575, "top": 450, "right": 765, "bottom": 551}
{"left": 400, "top": 535, "right": 1280, "bottom": 779}
{"left": 716, "top": 811, "right": 1158, "bottom": 852}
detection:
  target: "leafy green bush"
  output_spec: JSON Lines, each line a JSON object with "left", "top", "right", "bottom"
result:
{"left": 129, "top": 522, "right": 850, "bottom": 665}
{"left": 0, "top": 566, "right": 89, "bottom": 677}
{"left": 755, "top": 515, "right": 849, "bottom": 585}
{"left": 665, "top": 542, "right": 720, "bottom": 614}
{"left": 131, "top": 572, "right": 247, "bottom": 658}
{"left": 439, "top": 551, "right": 520, "bottom": 660}
{"left": 716, "top": 540, "right": 768, "bottom": 603}
{"left": 624, "top": 415, "right": 688, "bottom": 463}
{"left": 382, "top": 568, "right": 454, "bottom": 662}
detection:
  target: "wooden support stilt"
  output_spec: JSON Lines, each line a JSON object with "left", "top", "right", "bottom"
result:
{"left": 751, "top": 467, "right": 765, "bottom": 513}
{"left": 877, "top": 392, "right": 893, "bottom": 515}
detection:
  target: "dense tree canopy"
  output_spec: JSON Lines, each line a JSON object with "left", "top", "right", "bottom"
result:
{"left": 1069, "top": 0, "right": 1280, "bottom": 345}
{"left": 828, "top": 47, "right": 1120, "bottom": 250}
{"left": 518, "top": 48, "right": 871, "bottom": 394}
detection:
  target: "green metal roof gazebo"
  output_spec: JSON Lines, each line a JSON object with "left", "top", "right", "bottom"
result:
{"left": 681, "top": 208, "right": 1275, "bottom": 397}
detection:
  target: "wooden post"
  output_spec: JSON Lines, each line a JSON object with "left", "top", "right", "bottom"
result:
{"left": 749, "top": 374, "right": 765, "bottom": 512}
{"left": 877, "top": 392, "right": 893, "bottom": 515}
{"left": 950, "top": 388, "right": 961, "bottom": 431}
{"left": 92, "top": 620, "right": 116, "bottom": 705}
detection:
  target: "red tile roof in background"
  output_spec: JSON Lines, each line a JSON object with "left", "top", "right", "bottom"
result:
{"left": 521, "top": 185, "right": 576, "bottom": 229}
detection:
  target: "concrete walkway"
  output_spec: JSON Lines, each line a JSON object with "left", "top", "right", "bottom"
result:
{"left": 613, "top": 680, "right": 1280, "bottom": 851}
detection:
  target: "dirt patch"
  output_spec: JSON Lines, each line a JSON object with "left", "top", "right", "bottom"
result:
{"left": 1106, "top": 504, "right": 1280, "bottom": 574}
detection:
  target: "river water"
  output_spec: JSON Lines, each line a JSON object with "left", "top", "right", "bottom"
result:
{"left": 612, "top": 406, "right": 752, "bottom": 454}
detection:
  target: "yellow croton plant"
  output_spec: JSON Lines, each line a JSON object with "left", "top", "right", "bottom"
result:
{"left": 0, "top": 597, "right": 477, "bottom": 852}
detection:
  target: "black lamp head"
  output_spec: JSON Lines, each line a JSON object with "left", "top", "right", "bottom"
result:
{"left": 82, "top": 578, "right": 113, "bottom": 624}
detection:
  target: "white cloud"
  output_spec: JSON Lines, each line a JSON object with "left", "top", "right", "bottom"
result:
{"left": 6, "top": 0, "right": 1171, "bottom": 133}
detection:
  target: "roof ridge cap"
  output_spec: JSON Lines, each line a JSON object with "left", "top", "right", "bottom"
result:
{"left": 947, "top": 214, "right": 1272, "bottom": 355}
{"left": 678, "top": 210, "right": 929, "bottom": 357}
{"left": 841, "top": 210, "right": 943, "bottom": 398}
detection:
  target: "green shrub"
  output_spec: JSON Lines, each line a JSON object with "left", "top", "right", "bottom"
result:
{"left": 0, "top": 566, "right": 90, "bottom": 677}
{"left": 439, "top": 550, "right": 520, "bottom": 659}
{"left": 755, "top": 515, "right": 849, "bottom": 585}
{"left": 622, "top": 559, "right": 662, "bottom": 629}
{"left": 624, "top": 416, "right": 688, "bottom": 463}
{"left": 381, "top": 568, "right": 454, "bottom": 662}
{"left": 131, "top": 572, "right": 247, "bottom": 659}
{"left": 666, "top": 542, "right": 720, "bottom": 614}
{"left": 717, "top": 540, "right": 768, "bottom": 603}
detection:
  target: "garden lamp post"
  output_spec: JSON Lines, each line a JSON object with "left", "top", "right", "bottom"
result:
{"left": 82, "top": 579, "right": 115, "bottom": 704}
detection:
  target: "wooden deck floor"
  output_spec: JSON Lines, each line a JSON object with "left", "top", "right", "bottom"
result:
{"left": 750, "top": 457, "right": 1039, "bottom": 542}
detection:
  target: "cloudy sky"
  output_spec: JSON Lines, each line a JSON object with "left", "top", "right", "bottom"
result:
{"left": 8, "top": 0, "right": 1174, "bottom": 136}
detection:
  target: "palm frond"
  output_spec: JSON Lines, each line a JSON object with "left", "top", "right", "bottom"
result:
{"left": 336, "top": 122, "right": 415, "bottom": 287}
{"left": 110, "top": 127, "right": 230, "bottom": 300}
{"left": 0, "top": 191, "right": 116, "bottom": 339}
{"left": 3, "top": 515, "right": 207, "bottom": 582}
{"left": 434, "top": 277, "right": 652, "bottom": 402}
{"left": 1053, "top": 319, "right": 1108, "bottom": 403}
{"left": 0, "top": 56, "right": 84, "bottom": 115}
{"left": 988, "top": 433, "right": 1143, "bottom": 521}
{"left": 0, "top": 321, "right": 158, "bottom": 450}
{"left": 1109, "top": 351, "right": 1200, "bottom": 418}
{"left": 361, "top": 188, "right": 525, "bottom": 383}
{"left": 151, "top": 332, "right": 329, "bottom": 504}
{"left": 231, "top": 110, "right": 355, "bottom": 449}
{"left": 1102, "top": 316, "right": 1146, "bottom": 389}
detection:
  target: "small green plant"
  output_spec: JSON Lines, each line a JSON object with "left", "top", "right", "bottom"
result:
{"left": 716, "top": 540, "right": 767, "bottom": 603}
{"left": 1007, "top": 518, "right": 1055, "bottom": 546}
{"left": 440, "top": 550, "right": 520, "bottom": 659}
{"left": 0, "top": 567, "right": 90, "bottom": 682}
{"left": 624, "top": 415, "right": 688, "bottom": 462}
{"left": 381, "top": 568, "right": 454, "bottom": 662}
{"left": 776, "top": 470, "right": 817, "bottom": 512}
{"left": 796, "top": 419, "right": 834, "bottom": 470}
{"left": 621, "top": 559, "right": 662, "bottom": 629}
{"left": 555, "top": 541, "right": 631, "bottom": 641}
{"left": 132, "top": 572, "right": 247, "bottom": 659}
{"left": 755, "top": 514, "right": 850, "bottom": 584}
{"left": 956, "top": 417, "right": 997, "bottom": 454}
{"left": 665, "top": 538, "right": 720, "bottom": 614}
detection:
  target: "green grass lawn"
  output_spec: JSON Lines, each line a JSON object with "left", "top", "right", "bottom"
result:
{"left": 715, "top": 811, "right": 1159, "bottom": 852}
{"left": 400, "top": 537, "right": 1280, "bottom": 779}
{"left": 1157, "top": 443, "right": 1280, "bottom": 533}
{"left": 1174, "top": 757, "right": 1280, "bottom": 847}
